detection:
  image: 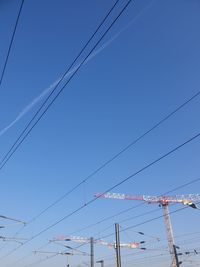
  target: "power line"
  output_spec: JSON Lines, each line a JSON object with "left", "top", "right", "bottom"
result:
{"left": 0, "top": 0, "right": 121, "bottom": 170}
{"left": 88, "top": 176, "right": 200, "bottom": 238}
{"left": 2, "top": 129, "right": 200, "bottom": 262}
{"left": 0, "top": 0, "right": 135, "bottom": 260}
{"left": 0, "top": 0, "right": 121, "bottom": 242}
{"left": 5, "top": 89, "right": 200, "bottom": 233}
{"left": 0, "top": 0, "right": 199, "bottom": 245}
{"left": 0, "top": 0, "right": 25, "bottom": 87}
{"left": 99, "top": 200, "right": 200, "bottom": 241}
{"left": 23, "top": 253, "right": 57, "bottom": 267}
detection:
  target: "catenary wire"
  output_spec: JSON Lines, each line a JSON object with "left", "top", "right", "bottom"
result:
{"left": 98, "top": 200, "right": 200, "bottom": 241}
{"left": 3, "top": 87, "right": 200, "bottom": 239}
{"left": 0, "top": 0, "right": 121, "bottom": 239}
{"left": 0, "top": 0, "right": 121, "bottom": 169}
{"left": 0, "top": 0, "right": 134, "bottom": 259}
{"left": 31, "top": 89, "right": 200, "bottom": 225}
{"left": 0, "top": 1, "right": 135, "bottom": 254}
{"left": 10, "top": 208, "right": 200, "bottom": 267}
{"left": 1, "top": 129, "right": 200, "bottom": 262}
{"left": 1, "top": 0, "right": 200, "bottom": 245}
{"left": 86, "top": 176, "right": 200, "bottom": 238}
{"left": 0, "top": 0, "right": 135, "bottom": 261}
{"left": 0, "top": 0, "right": 25, "bottom": 87}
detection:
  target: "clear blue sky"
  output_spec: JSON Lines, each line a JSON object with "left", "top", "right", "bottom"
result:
{"left": 0, "top": 0, "right": 200, "bottom": 267}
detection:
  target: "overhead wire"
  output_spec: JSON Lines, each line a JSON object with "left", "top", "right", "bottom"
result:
{"left": 0, "top": 0, "right": 25, "bottom": 86}
{"left": 86, "top": 176, "right": 200, "bottom": 238}
{"left": 3, "top": 86, "right": 200, "bottom": 249}
{"left": 0, "top": 0, "right": 199, "bottom": 226}
{"left": 98, "top": 199, "right": 200, "bottom": 241}
{"left": 0, "top": 0, "right": 121, "bottom": 241}
{"left": 0, "top": 1, "right": 199, "bottom": 266}
{"left": 0, "top": 0, "right": 121, "bottom": 170}
{"left": 2, "top": 128, "right": 200, "bottom": 263}
{"left": 0, "top": 0, "right": 135, "bottom": 260}
{"left": 2, "top": 0, "right": 200, "bottom": 264}
{"left": 3, "top": 83, "right": 200, "bottom": 248}
{"left": 2, "top": 89, "right": 200, "bottom": 221}
{"left": 93, "top": 234, "right": 200, "bottom": 267}
{"left": 0, "top": 0, "right": 199, "bottom": 253}
{"left": 0, "top": 0, "right": 25, "bottom": 87}
{"left": 0, "top": 1, "right": 132, "bottom": 244}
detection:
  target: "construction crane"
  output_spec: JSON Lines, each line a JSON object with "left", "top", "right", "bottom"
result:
{"left": 95, "top": 192, "right": 200, "bottom": 267}
{"left": 52, "top": 235, "right": 145, "bottom": 250}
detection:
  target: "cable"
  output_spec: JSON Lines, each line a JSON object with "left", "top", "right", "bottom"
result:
{"left": 0, "top": 0, "right": 25, "bottom": 87}
{"left": 0, "top": 1, "right": 133, "bottom": 257}
{"left": 0, "top": 0, "right": 199, "bottom": 250}
{"left": 3, "top": 88, "right": 200, "bottom": 234}
{"left": 99, "top": 200, "right": 200, "bottom": 241}
{"left": 2, "top": 129, "right": 200, "bottom": 262}
{"left": 89, "top": 176, "right": 200, "bottom": 238}
{"left": 0, "top": 0, "right": 121, "bottom": 169}
{"left": 0, "top": 0, "right": 121, "bottom": 242}
{"left": 0, "top": 0, "right": 134, "bottom": 260}
{"left": 3, "top": 89, "right": 200, "bottom": 239}
{"left": 23, "top": 253, "right": 57, "bottom": 267}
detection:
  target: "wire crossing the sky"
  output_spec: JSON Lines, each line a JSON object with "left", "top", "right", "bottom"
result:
{"left": 0, "top": 0, "right": 199, "bottom": 241}
{"left": 2, "top": 127, "right": 200, "bottom": 263}
{"left": 0, "top": 0, "right": 121, "bottom": 169}
{"left": 0, "top": 0, "right": 25, "bottom": 87}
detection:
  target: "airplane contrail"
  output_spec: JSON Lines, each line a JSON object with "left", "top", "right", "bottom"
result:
{"left": 0, "top": 0, "right": 155, "bottom": 137}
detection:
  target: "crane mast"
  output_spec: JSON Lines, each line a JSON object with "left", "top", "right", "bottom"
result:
{"left": 162, "top": 204, "right": 176, "bottom": 267}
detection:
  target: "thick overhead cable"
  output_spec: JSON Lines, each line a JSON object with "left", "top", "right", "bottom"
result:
{"left": 2, "top": 128, "right": 200, "bottom": 262}
{"left": 0, "top": 0, "right": 199, "bottom": 244}
{"left": 0, "top": 0, "right": 121, "bottom": 170}
{"left": 3, "top": 89, "right": 200, "bottom": 230}
{"left": 0, "top": 0, "right": 134, "bottom": 260}
{"left": 98, "top": 201, "right": 200, "bottom": 241}
{"left": 0, "top": 0, "right": 25, "bottom": 87}
{"left": 3, "top": 90, "right": 200, "bottom": 237}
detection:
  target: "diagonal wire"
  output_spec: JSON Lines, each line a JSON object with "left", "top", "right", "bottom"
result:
{"left": 0, "top": 0, "right": 120, "bottom": 169}
{"left": 1, "top": 0, "right": 199, "bottom": 245}
{"left": 0, "top": 0, "right": 25, "bottom": 87}
{"left": 1, "top": 128, "right": 200, "bottom": 262}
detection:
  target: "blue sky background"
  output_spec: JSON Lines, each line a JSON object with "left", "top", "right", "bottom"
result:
{"left": 0, "top": 0, "right": 200, "bottom": 267}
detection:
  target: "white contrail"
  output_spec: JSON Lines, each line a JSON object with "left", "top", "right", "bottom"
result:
{"left": 0, "top": 79, "right": 61, "bottom": 136}
{"left": 0, "top": 0, "right": 156, "bottom": 137}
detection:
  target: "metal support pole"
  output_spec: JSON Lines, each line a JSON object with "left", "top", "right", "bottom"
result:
{"left": 90, "top": 237, "right": 94, "bottom": 267}
{"left": 96, "top": 260, "right": 104, "bottom": 267}
{"left": 115, "top": 223, "right": 121, "bottom": 267}
{"left": 173, "top": 245, "right": 180, "bottom": 267}
{"left": 162, "top": 204, "right": 177, "bottom": 267}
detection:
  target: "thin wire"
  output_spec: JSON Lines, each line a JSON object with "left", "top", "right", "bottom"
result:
{"left": 1, "top": 129, "right": 200, "bottom": 262}
{"left": 1, "top": 0, "right": 199, "bottom": 249}
{"left": 0, "top": 0, "right": 133, "bottom": 171}
{"left": 0, "top": 0, "right": 121, "bottom": 244}
{"left": 23, "top": 253, "right": 57, "bottom": 267}
{"left": 0, "top": 0, "right": 120, "bottom": 169}
{"left": 99, "top": 200, "right": 200, "bottom": 240}
{"left": 6, "top": 241, "right": 51, "bottom": 267}
{"left": 0, "top": 1, "right": 135, "bottom": 260}
{"left": 90, "top": 176, "right": 200, "bottom": 238}
{"left": 3, "top": 90, "right": 200, "bottom": 240}
{"left": 0, "top": 0, "right": 25, "bottom": 87}
{"left": 3, "top": 89, "right": 200, "bottom": 234}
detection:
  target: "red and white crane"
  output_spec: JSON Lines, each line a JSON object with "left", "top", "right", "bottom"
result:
{"left": 94, "top": 192, "right": 200, "bottom": 267}
{"left": 52, "top": 235, "right": 144, "bottom": 250}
